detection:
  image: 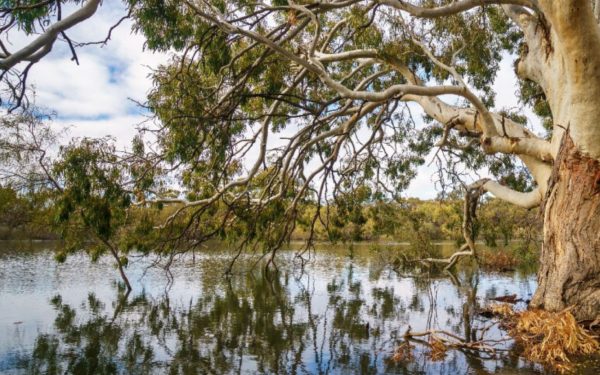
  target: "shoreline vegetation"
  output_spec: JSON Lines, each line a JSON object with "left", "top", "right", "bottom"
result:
{"left": 0, "top": 185, "right": 542, "bottom": 275}
{"left": 1, "top": 184, "right": 541, "bottom": 248}
{"left": 0, "top": 181, "right": 541, "bottom": 284}
{"left": 1, "top": 184, "right": 542, "bottom": 275}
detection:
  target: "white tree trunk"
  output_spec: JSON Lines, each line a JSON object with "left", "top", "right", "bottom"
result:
{"left": 410, "top": 1, "right": 600, "bottom": 319}
{"left": 513, "top": 0, "right": 600, "bottom": 320}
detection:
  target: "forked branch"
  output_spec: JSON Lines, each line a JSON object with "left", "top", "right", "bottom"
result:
{"left": 416, "top": 180, "right": 486, "bottom": 270}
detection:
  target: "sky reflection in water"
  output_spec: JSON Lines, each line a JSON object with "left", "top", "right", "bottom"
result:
{"left": 0, "top": 242, "right": 544, "bottom": 374}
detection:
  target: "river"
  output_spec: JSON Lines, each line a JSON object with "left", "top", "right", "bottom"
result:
{"left": 0, "top": 241, "right": 581, "bottom": 374}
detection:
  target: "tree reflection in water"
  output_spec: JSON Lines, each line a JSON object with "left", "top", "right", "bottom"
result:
{"left": 10, "top": 259, "right": 545, "bottom": 375}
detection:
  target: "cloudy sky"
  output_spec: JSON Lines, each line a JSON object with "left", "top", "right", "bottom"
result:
{"left": 16, "top": 2, "right": 540, "bottom": 199}
{"left": 23, "top": 3, "right": 166, "bottom": 141}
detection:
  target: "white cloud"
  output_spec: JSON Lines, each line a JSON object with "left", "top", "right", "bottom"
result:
{"left": 31, "top": 55, "right": 130, "bottom": 118}
{"left": 21, "top": 3, "right": 168, "bottom": 145}
{"left": 52, "top": 115, "right": 151, "bottom": 149}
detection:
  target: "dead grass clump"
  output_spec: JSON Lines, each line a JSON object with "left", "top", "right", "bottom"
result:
{"left": 491, "top": 304, "right": 599, "bottom": 373}
{"left": 490, "top": 303, "right": 516, "bottom": 317}
{"left": 390, "top": 342, "right": 413, "bottom": 363}
{"left": 478, "top": 302, "right": 517, "bottom": 319}
{"left": 428, "top": 337, "right": 448, "bottom": 361}
{"left": 479, "top": 250, "right": 518, "bottom": 271}
{"left": 514, "top": 309, "right": 599, "bottom": 372}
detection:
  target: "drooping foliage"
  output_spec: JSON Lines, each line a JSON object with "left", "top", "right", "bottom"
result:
{"left": 51, "top": 138, "right": 131, "bottom": 261}
{"left": 115, "top": 0, "right": 547, "bottom": 253}
{"left": 54, "top": 138, "right": 130, "bottom": 241}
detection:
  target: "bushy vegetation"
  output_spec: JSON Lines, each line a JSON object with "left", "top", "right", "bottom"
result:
{"left": 294, "top": 194, "right": 541, "bottom": 247}
{"left": 0, "top": 186, "right": 54, "bottom": 240}
{"left": 0, "top": 182, "right": 541, "bottom": 250}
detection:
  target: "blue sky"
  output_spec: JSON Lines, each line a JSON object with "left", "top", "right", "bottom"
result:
{"left": 17, "top": 3, "right": 541, "bottom": 199}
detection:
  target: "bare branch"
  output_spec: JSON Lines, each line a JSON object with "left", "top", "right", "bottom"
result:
{"left": 0, "top": 0, "right": 101, "bottom": 70}
{"left": 379, "top": 0, "right": 537, "bottom": 17}
{"left": 483, "top": 180, "right": 542, "bottom": 208}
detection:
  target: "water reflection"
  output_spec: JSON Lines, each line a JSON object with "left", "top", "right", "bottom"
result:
{"left": 0, "top": 242, "right": 544, "bottom": 374}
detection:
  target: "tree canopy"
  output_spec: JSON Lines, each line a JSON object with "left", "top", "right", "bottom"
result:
{"left": 119, "top": 0, "right": 551, "bottom": 258}
{"left": 0, "top": 0, "right": 569, "bottom": 258}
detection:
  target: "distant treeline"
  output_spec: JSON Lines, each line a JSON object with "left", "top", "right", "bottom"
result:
{"left": 0, "top": 186, "right": 55, "bottom": 240}
{"left": 0, "top": 185, "right": 541, "bottom": 249}
{"left": 292, "top": 195, "right": 541, "bottom": 255}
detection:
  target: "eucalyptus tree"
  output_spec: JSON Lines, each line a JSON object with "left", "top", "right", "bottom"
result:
{"left": 121, "top": 0, "right": 600, "bottom": 321}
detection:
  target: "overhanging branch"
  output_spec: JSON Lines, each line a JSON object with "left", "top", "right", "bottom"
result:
{"left": 379, "top": 0, "right": 538, "bottom": 17}
{"left": 0, "top": 0, "right": 101, "bottom": 70}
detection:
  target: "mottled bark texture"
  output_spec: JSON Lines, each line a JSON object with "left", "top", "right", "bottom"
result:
{"left": 531, "top": 134, "right": 600, "bottom": 321}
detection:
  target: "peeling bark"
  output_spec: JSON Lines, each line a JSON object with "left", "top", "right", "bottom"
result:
{"left": 531, "top": 134, "right": 600, "bottom": 321}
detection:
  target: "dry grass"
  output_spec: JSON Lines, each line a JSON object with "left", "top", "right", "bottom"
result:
{"left": 491, "top": 303, "right": 599, "bottom": 373}
{"left": 515, "top": 309, "right": 599, "bottom": 372}
{"left": 427, "top": 337, "right": 448, "bottom": 361}
{"left": 390, "top": 341, "right": 413, "bottom": 363}
{"left": 479, "top": 250, "right": 519, "bottom": 271}
{"left": 489, "top": 302, "right": 515, "bottom": 316}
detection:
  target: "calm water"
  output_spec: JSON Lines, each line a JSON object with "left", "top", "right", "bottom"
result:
{"left": 0, "top": 241, "right": 571, "bottom": 374}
